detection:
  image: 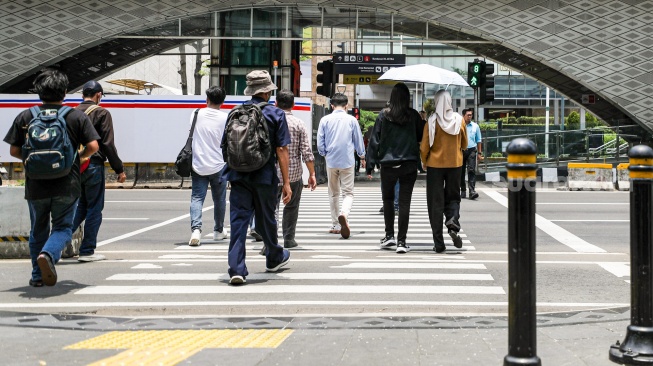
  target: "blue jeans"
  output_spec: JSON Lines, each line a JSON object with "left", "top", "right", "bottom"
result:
{"left": 28, "top": 196, "right": 79, "bottom": 281}
{"left": 72, "top": 163, "right": 105, "bottom": 256}
{"left": 228, "top": 180, "right": 285, "bottom": 277}
{"left": 190, "top": 169, "right": 227, "bottom": 232}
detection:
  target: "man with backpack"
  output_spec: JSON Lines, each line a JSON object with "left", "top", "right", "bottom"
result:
{"left": 3, "top": 68, "right": 100, "bottom": 287}
{"left": 71, "top": 80, "right": 126, "bottom": 262}
{"left": 221, "top": 70, "right": 292, "bottom": 285}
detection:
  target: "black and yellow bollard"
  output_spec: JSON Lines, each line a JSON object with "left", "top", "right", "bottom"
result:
{"left": 610, "top": 144, "right": 653, "bottom": 365}
{"left": 504, "top": 138, "right": 541, "bottom": 366}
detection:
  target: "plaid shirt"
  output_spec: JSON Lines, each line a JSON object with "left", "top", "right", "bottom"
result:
{"left": 277, "top": 110, "right": 315, "bottom": 183}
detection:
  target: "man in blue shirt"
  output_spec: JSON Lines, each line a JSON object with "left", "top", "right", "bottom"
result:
{"left": 317, "top": 93, "right": 366, "bottom": 239}
{"left": 222, "top": 70, "right": 291, "bottom": 285}
{"left": 461, "top": 109, "right": 483, "bottom": 200}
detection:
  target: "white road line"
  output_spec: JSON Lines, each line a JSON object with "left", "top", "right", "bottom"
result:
{"left": 106, "top": 273, "right": 494, "bottom": 281}
{"left": 597, "top": 262, "right": 630, "bottom": 278}
{"left": 171, "top": 245, "right": 475, "bottom": 251}
{"left": 96, "top": 206, "right": 214, "bottom": 247}
{"left": 75, "top": 285, "right": 505, "bottom": 295}
{"left": 332, "top": 263, "right": 486, "bottom": 269}
{"left": 105, "top": 201, "right": 189, "bottom": 203}
{"left": 550, "top": 220, "right": 628, "bottom": 222}
{"left": 0, "top": 301, "right": 629, "bottom": 309}
{"left": 480, "top": 189, "right": 606, "bottom": 253}
{"left": 103, "top": 218, "right": 149, "bottom": 221}
{"left": 536, "top": 203, "right": 628, "bottom": 205}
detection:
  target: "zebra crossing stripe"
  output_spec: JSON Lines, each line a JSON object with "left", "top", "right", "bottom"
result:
{"left": 106, "top": 273, "right": 494, "bottom": 281}
{"left": 76, "top": 285, "right": 505, "bottom": 295}
{"left": 332, "top": 263, "right": 486, "bottom": 269}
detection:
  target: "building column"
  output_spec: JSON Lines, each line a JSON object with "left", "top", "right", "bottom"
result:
{"left": 281, "top": 40, "right": 292, "bottom": 90}
{"left": 210, "top": 39, "right": 221, "bottom": 87}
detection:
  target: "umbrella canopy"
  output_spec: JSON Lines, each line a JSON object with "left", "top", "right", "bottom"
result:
{"left": 378, "top": 64, "right": 469, "bottom": 87}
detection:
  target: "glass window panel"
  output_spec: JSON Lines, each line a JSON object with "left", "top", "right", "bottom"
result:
{"left": 225, "top": 40, "right": 276, "bottom": 66}
{"left": 253, "top": 8, "right": 284, "bottom": 37}
{"left": 218, "top": 9, "right": 250, "bottom": 37}
{"left": 322, "top": 8, "right": 357, "bottom": 35}
{"left": 181, "top": 13, "right": 212, "bottom": 37}
{"left": 393, "top": 15, "right": 425, "bottom": 40}
{"left": 357, "top": 10, "right": 392, "bottom": 37}
{"left": 291, "top": 7, "right": 322, "bottom": 38}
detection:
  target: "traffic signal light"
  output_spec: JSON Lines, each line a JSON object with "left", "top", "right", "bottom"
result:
{"left": 480, "top": 63, "right": 495, "bottom": 104}
{"left": 349, "top": 107, "right": 360, "bottom": 120}
{"left": 316, "top": 60, "right": 333, "bottom": 97}
{"left": 467, "top": 61, "right": 483, "bottom": 88}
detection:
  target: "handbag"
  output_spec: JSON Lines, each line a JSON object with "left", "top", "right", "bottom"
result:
{"left": 174, "top": 109, "right": 200, "bottom": 177}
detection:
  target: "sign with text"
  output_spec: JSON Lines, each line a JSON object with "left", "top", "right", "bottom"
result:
{"left": 342, "top": 74, "right": 396, "bottom": 85}
{"left": 333, "top": 53, "right": 406, "bottom": 75}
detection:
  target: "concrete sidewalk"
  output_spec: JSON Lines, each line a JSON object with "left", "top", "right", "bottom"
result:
{"left": 0, "top": 308, "right": 629, "bottom": 365}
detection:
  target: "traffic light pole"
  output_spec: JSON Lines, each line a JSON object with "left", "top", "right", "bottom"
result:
{"left": 474, "top": 88, "right": 479, "bottom": 125}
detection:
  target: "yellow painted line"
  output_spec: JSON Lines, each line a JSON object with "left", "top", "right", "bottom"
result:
{"left": 568, "top": 163, "right": 612, "bottom": 169}
{"left": 65, "top": 329, "right": 293, "bottom": 365}
{"left": 507, "top": 154, "right": 536, "bottom": 164}
{"left": 0, "top": 236, "right": 28, "bottom": 242}
{"left": 617, "top": 163, "right": 629, "bottom": 170}
{"left": 630, "top": 158, "right": 653, "bottom": 166}
{"left": 507, "top": 170, "right": 536, "bottom": 179}
{"left": 630, "top": 171, "right": 653, "bottom": 179}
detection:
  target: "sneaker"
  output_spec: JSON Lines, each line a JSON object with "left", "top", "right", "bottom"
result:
{"left": 470, "top": 191, "right": 479, "bottom": 200}
{"left": 338, "top": 214, "right": 350, "bottom": 239}
{"left": 328, "top": 226, "right": 341, "bottom": 234}
{"left": 449, "top": 230, "right": 463, "bottom": 248}
{"left": 189, "top": 229, "right": 201, "bottom": 246}
{"left": 460, "top": 191, "right": 466, "bottom": 199}
{"left": 78, "top": 253, "right": 106, "bottom": 262}
{"left": 380, "top": 235, "right": 396, "bottom": 248}
{"left": 259, "top": 246, "right": 266, "bottom": 256}
{"left": 396, "top": 241, "right": 410, "bottom": 254}
{"left": 433, "top": 243, "right": 446, "bottom": 253}
{"left": 266, "top": 250, "right": 290, "bottom": 272}
{"left": 379, "top": 207, "right": 384, "bottom": 213}
{"left": 37, "top": 253, "right": 57, "bottom": 286}
{"left": 214, "top": 228, "right": 229, "bottom": 241}
{"left": 284, "top": 240, "right": 298, "bottom": 249}
{"left": 250, "top": 229, "right": 263, "bottom": 242}
{"left": 29, "top": 279, "right": 43, "bottom": 287}
{"left": 394, "top": 209, "right": 399, "bottom": 216}
{"left": 229, "top": 275, "right": 246, "bottom": 285}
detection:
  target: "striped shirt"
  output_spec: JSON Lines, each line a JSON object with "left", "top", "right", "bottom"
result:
{"left": 277, "top": 110, "right": 315, "bottom": 183}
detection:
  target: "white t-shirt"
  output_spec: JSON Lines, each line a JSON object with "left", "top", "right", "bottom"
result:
{"left": 190, "top": 107, "right": 228, "bottom": 176}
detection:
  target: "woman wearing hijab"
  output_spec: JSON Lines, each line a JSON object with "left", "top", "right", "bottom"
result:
{"left": 366, "top": 83, "right": 423, "bottom": 254}
{"left": 420, "top": 90, "right": 468, "bottom": 253}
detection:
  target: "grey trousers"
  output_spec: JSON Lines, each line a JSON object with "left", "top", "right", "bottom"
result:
{"left": 277, "top": 179, "right": 304, "bottom": 246}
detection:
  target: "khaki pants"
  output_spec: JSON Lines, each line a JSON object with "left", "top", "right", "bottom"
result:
{"left": 327, "top": 166, "right": 355, "bottom": 227}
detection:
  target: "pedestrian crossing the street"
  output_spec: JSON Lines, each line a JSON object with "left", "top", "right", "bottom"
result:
{"left": 69, "top": 186, "right": 508, "bottom": 315}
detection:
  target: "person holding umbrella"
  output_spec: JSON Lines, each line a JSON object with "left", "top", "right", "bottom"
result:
{"left": 366, "top": 83, "right": 423, "bottom": 253}
{"left": 420, "top": 90, "right": 467, "bottom": 253}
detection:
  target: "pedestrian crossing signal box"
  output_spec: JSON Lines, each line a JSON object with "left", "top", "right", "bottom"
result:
{"left": 349, "top": 107, "right": 360, "bottom": 120}
{"left": 468, "top": 61, "right": 483, "bottom": 89}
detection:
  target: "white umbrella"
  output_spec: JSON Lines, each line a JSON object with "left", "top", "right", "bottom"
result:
{"left": 377, "top": 64, "right": 469, "bottom": 87}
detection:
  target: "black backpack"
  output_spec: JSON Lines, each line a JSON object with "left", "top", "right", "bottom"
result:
{"left": 21, "top": 106, "right": 75, "bottom": 179}
{"left": 222, "top": 102, "right": 272, "bottom": 172}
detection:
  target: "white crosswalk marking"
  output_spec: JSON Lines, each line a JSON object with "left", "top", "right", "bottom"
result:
{"left": 78, "top": 186, "right": 506, "bottom": 313}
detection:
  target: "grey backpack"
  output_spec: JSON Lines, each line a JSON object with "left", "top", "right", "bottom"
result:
{"left": 222, "top": 102, "right": 272, "bottom": 172}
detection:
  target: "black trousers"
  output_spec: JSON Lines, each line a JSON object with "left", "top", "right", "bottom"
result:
{"left": 461, "top": 147, "right": 477, "bottom": 193}
{"left": 426, "top": 166, "right": 462, "bottom": 246}
{"left": 380, "top": 162, "right": 418, "bottom": 242}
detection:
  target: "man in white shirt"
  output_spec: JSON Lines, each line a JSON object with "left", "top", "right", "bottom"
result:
{"left": 188, "top": 86, "right": 229, "bottom": 246}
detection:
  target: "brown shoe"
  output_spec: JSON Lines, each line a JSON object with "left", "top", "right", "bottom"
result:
{"left": 338, "top": 215, "right": 350, "bottom": 239}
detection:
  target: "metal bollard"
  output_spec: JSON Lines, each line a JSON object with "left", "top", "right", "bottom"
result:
{"left": 504, "top": 138, "right": 541, "bottom": 366}
{"left": 610, "top": 144, "right": 653, "bottom": 365}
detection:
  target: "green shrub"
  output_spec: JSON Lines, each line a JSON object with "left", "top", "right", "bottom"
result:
{"left": 479, "top": 123, "right": 497, "bottom": 131}
{"left": 359, "top": 109, "right": 378, "bottom": 134}
{"left": 490, "top": 152, "right": 504, "bottom": 158}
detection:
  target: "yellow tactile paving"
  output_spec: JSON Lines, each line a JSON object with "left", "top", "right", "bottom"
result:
{"left": 65, "top": 329, "right": 293, "bottom": 366}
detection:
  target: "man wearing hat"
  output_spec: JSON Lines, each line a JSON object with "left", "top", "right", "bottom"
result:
{"left": 71, "top": 80, "right": 126, "bottom": 262}
{"left": 222, "top": 70, "right": 292, "bottom": 285}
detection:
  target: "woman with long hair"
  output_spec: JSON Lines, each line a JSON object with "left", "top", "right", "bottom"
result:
{"left": 366, "top": 83, "right": 423, "bottom": 253}
{"left": 420, "top": 90, "right": 468, "bottom": 253}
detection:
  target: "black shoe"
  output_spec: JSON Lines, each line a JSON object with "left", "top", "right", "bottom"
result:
{"left": 379, "top": 235, "right": 396, "bottom": 249}
{"left": 284, "top": 240, "right": 298, "bottom": 249}
{"left": 37, "top": 253, "right": 57, "bottom": 286}
{"left": 396, "top": 241, "right": 410, "bottom": 254}
{"left": 449, "top": 230, "right": 463, "bottom": 248}
{"left": 460, "top": 191, "right": 466, "bottom": 199}
{"left": 250, "top": 230, "right": 263, "bottom": 242}
{"left": 259, "top": 246, "right": 266, "bottom": 256}
{"left": 29, "top": 279, "right": 43, "bottom": 287}
{"left": 379, "top": 207, "right": 384, "bottom": 213}
{"left": 470, "top": 191, "right": 479, "bottom": 200}
{"left": 433, "top": 243, "right": 446, "bottom": 253}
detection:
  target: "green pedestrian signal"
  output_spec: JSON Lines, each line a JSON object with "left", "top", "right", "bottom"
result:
{"left": 468, "top": 61, "right": 483, "bottom": 89}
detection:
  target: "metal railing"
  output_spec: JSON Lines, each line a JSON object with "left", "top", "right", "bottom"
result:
{"left": 478, "top": 124, "right": 642, "bottom": 173}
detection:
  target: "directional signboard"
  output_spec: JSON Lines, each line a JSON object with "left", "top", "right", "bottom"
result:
{"left": 333, "top": 53, "right": 406, "bottom": 75}
{"left": 342, "top": 74, "right": 396, "bottom": 85}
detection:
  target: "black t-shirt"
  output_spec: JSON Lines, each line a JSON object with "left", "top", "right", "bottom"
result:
{"left": 3, "top": 104, "right": 100, "bottom": 200}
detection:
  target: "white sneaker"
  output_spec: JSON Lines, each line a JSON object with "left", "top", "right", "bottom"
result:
{"left": 78, "top": 253, "right": 106, "bottom": 262}
{"left": 189, "top": 229, "right": 201, "bottom": 246}
{"left": 229, "top": 275, "right": 246, "bottom": 285}
{"left": 214, "top": 228, "right": 229, "bottom": 241}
